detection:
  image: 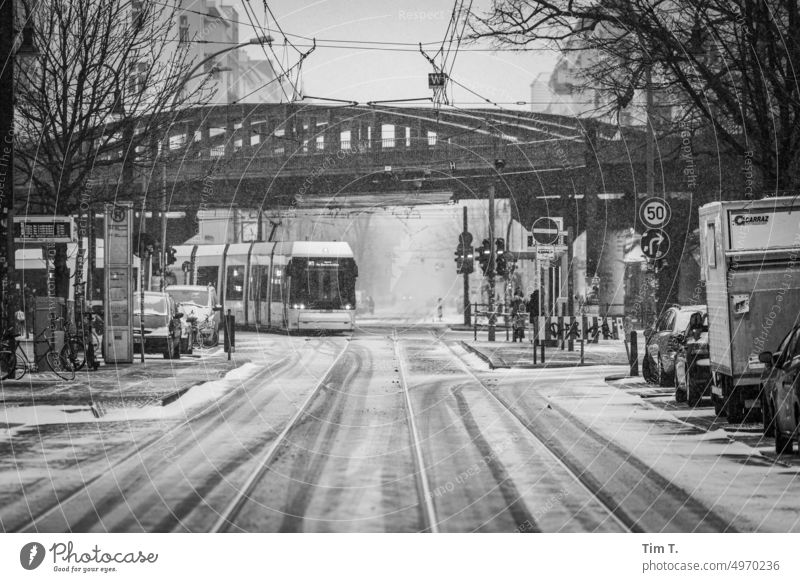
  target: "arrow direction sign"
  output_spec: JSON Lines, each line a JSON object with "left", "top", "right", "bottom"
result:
{"left": 641, "top": 228, "right": 670, "bottom": 260}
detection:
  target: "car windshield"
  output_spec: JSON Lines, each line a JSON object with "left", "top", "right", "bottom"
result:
{"left": 135, "top": 295, "right": 168, "bottom": 316}
{"left": 168, "top": 289, "right": 210, "bottom": 306}
{"left": 676, "top": 310, "right": 699, "bottom": 331}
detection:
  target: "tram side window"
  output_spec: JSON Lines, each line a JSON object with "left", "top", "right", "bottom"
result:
{"left": 226, "top": 266, "right": 244, "bottom": 300}
{"left": 248, "top": 266, "right": 260, "bottom": 301}
{"left": 271, "top": 265, "right": 283, "bottom": 302}
{"left": 258, "top": 266, "right": 270, "bottom": 302}
{"left": 196, "top": 266, "right": 219, "bottom": 288}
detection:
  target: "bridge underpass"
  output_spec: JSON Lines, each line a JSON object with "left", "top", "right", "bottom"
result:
{"left": 18, "top": 104, "right": 748, "bottom": 318}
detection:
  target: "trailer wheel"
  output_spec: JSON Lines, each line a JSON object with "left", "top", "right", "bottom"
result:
{"left": 727, "top": 391, "right": 744, "bottom": 424}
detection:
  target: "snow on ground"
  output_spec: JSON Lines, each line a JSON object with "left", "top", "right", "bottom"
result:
{"left": 1, "top": 362, "right": 264, "bottom": 435}
{"left": 498, "top": 366, "right": 800, "bottom": 532}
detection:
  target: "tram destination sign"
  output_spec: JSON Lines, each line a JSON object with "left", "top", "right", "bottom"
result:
{"left": 13, "top": 216, "right": 75, "bottom": 243}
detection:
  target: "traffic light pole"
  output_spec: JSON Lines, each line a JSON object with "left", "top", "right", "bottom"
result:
{"left": 487, "top": 183, "right": 496, "bottom": 342}
{"left": 462, "top": 206, "right": 471, "bottom": 326}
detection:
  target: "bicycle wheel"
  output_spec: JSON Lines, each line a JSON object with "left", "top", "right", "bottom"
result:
{"left": 62, "top": 338, "right": 86, "bottom": 371}
{"left": 46, "top": 351, "right": 75, "bottom": 381}
{"left": 0, "top": 349, "right": 16, "bottom": 381}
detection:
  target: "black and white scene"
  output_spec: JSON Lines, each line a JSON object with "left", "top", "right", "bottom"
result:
{"left": 1, "top": 0, "right": 800, "bottom": 541}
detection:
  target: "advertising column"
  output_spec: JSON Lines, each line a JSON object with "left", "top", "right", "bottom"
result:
{"left": 103, "top": 203, "right": 134, "bottom": 363}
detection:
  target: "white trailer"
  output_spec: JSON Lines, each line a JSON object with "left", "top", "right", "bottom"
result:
{"left": 699, "top": 197, "right": 800, "bottom": 423}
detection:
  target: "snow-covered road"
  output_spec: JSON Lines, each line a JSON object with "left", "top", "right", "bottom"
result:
{"left": 2, "top": 326, "right": 798, "bottom": 532}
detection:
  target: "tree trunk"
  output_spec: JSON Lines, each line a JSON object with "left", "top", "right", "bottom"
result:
{"left": 54, "top": 243, "right": 70, "bottom": 302}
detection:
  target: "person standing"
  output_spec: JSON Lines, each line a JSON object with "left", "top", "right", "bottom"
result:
{"left": 436, "top": 297, "right": 443, "bottom": 322}
{"left": 24, "top": 284, "right": 35, "bottom": 338}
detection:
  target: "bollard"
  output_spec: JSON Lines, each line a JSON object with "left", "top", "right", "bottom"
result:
{"left": 580, "top": 332, "right": 584, "bottom": 365}
{"left": 540, "top": 341, "right": 545, "bottom": 364}
{"left": 224, "top": 309, "right": 235, "bottom": 360}
{"left": 629, "top": 330, "right": 639, "bottom": 376}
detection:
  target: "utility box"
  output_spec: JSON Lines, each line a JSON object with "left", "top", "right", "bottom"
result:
{"left": 33, "top": 296, "right": 65, "bottom": 370}
{"left": 699, "top": 197, "right": 800, "bottom": 422}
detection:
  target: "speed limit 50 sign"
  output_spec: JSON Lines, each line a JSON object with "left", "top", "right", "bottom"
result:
{"left": 639, "top": 197, "right": 671, "bottom": 229}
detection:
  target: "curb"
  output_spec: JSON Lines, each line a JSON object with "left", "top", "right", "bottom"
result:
{"left": 459, "top": 341, "right": 508, "bottom": 369}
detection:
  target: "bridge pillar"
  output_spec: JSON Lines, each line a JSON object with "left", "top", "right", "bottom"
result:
{"left": 224, "top": 116, "right": 235, "bottom": 157}
{"left": 241, "top": 117, "right": 251, "bottom": 152}
{"left": 326, "top": 110, "right": 340, "bottom": 153}
{"left": 308, "top": 116, "right": 318, "bottom": 152}
{"left": 371, "top": 112, "right": 381, "bottom": 152}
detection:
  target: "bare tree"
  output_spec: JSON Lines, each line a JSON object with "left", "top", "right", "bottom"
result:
{"left": 14, "top": 0, "right": 214, "bottom": 295}
{"left": 469, "top": 0, "right": 800, "bottom": 192}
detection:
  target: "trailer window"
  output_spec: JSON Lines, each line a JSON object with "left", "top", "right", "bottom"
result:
{"left": 706, "top": 223, "right": 717, "bottom": 268}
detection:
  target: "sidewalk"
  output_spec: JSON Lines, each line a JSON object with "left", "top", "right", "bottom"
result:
{"left": 457, "top": 333, "right": 638, "bottom": 369}
{"left": 0, "top": 346, "right": 248, "bottom": 407}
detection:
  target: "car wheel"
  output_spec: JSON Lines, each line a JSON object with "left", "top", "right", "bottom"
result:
{"left": 657, "top": 357, "right": 671, "bottom": 387}
{"left": 642, "top": 353, "right": 654, "bottom": 383}
{"left": 776, "top": 429, "right": 794, "bottom": 455}
{"left": 687, "top": 371, "right": 703, "bottom": 407}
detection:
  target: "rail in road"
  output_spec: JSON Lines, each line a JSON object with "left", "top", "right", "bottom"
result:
{"left": 212, "top": 331, "right": 441, "bottom": 533}
{"left": 429, "top": 331, "right": 736, "bottom": 533}
{"left": 11, "top": 338, "right": 336, "bottom": 533}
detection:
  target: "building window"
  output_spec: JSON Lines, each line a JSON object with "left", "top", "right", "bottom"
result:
{"left": 179, "top": 15, "right": 189, "bottom": 43}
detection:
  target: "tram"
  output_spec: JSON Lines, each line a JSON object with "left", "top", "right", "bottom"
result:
{"left": 172, "top": 241, "right": 357, "bottom": 332}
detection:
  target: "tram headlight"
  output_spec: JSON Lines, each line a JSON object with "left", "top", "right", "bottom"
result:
{"left": 292, "top": 303, "right": 306, "bottom": 309}
{"left": 344, "top": 303, "right": 353, "bottom": 310}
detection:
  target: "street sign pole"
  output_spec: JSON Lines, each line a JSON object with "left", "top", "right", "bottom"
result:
{"left": 463, "top": 205, "right": 471, "bottom": 327}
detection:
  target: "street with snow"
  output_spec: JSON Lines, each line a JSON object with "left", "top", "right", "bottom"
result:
{"left": 2, "top": 321, "right": 799, "bottom": 533}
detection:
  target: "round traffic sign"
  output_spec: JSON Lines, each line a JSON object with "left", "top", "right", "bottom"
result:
{"left": 531, "top": 217, "right": 560, "bottom": 245}
{"left": 459, "top": 231, "right": 473, "bottom": 245}
{"left": 641, "top": 228, "right": 670, "bottom": 260}
{"left": 639, "top": 197, "right": 671, "bottom": 229}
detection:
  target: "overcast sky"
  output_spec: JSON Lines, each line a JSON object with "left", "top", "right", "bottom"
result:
{"left": 235, "top": 0, "right": 558, "bottom": 108}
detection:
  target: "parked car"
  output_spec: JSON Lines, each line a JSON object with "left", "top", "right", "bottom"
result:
{"left": 674, "top": 310, "right": 711, "bottom": 406}
{"left": 759, "top": 324, "right": 800, "bottom": 454}
{"left": 165, "top": 285, "right": 220, "bottom": 347}
{"left": 642, "top": 305, "right": 707, "bottom": 387}
{"left": 133, "top": 291, "right": 189, "bottom": 359}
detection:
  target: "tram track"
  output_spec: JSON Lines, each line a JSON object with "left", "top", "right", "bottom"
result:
{"left": 435, "top": 333, "right": 737, "bottom": 533}
{"left": 12, "top": 337, "right": 338, "bottom": 533}
{"left": 392, "top": 329, "right": 440, "bottom": 533}
{"left": 212, "top": 330, "right": 441, "bottom": 533}
{"left": 211, "top": 339, "right": 353, "bottom": 532}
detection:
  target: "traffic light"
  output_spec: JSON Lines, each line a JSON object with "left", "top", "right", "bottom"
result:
{"left": 462, "top": 244, "right": 474, "bottom": 274}
{"left": 454, "top": 243, "right": 464, "bottom": 273}
{"left": 495, "top": 238, "right": 506, "bottom": 277}
{"left": 477, "top": 238, "right": 491, "bottom": 275}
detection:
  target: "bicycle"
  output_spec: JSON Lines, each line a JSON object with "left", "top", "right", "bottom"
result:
{"left": 0, "top": 326, "right": 75, "bottom": 381}
{"left": 61, "top": 313, "right": 101, "bottom": 371}
{"left": 187, "top": 309, "right": 218, "bottom": 349}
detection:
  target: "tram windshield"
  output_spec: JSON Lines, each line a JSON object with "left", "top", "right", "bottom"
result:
{"left": 289, "top": 257, "right": 357, "bottom": 310}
